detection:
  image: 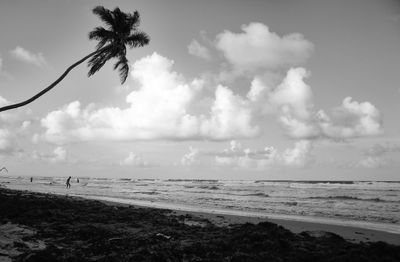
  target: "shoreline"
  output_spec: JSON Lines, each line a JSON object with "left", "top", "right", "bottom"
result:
{"left": 2, "top": 184, "right": 400, "bottom": 244}
{"left": 87, "top": 195, "right": 400, "bottom": 245}
{"left": 1, "top": 187, "right": 400, "bottom": 261}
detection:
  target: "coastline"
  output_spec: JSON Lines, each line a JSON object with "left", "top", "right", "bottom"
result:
{"left": 89, "top": 195, "right": 400, "bottom": 245}
{"left": 2, "top": 183, "right": 400, "bottom": 244}
{"left": 1, "top": 187, "right": 400, "bottom": 261}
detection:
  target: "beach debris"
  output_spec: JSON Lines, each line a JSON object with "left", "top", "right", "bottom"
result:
{"left": 155, "top": 233, "right": 172, "bottom": 240}
{"left": 108, "top": 237, "right": 123, "bottom": 242}
{"left": 0, "top": 223, "right": 46, "bottom": 261}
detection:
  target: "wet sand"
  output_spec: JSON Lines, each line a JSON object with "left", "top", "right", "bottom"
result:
{"left": 170, "top": 210, "right": 400, "bottom": 245}
{"left": 1, "top": 187, "right": 399, "bottom": 261}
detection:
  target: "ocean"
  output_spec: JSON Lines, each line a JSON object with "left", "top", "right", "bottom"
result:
{"left": 1, "top": 176, "right": 399, "bottom": 234}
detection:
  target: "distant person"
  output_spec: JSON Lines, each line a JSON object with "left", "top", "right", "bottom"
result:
{"left": 30, "top": 177, "right": 33, "bottom": 182}
{"left": 66, "top": 176, "right": 72, "bottom": 188}
{"left": 77, "top": 178, "right": 79, "bottom": 183}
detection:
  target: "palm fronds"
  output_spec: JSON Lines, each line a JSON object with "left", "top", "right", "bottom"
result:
{"left": 88, "top": 6, "right": 150, "bottom": 84}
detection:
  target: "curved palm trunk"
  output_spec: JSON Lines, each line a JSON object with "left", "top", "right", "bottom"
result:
{"left": 0, "top": 46, "right": 108, "bottom": 113}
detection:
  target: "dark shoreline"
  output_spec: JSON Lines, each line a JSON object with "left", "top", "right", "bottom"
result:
{"left": 1, "top": 188, "right": 399, "bottom": 261}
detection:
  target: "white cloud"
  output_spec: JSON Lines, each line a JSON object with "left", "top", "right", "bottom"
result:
{"left": 40, "top": 52, "right": 259, "bottom": 143}
{"left": 215, "top": 140, "right": 312, "bottom": 168}
{"left": 37, "top": 22, "right": 381, "bottom": 144}
{"left": 364, "top": 143, "right": 400, "bottom": 156}
{"left": 200, "top": 85, "right": 258, "bottom": 139}
{"left": 281, "top": 140, "right": 314, "bottom": 167}
{"left": 320, "top": 97, "right": 383, "bottom": 139}
{"left": 181, "top": 147, "right": 200, "bottom": 166}
{"left": 0, "top": 95, "right": 33, "bottom": 155}
{"left": 357, "top": 156, "right": 387, "bottom": 168}
{"left": 32, "top": 146, "right": 67, "bottom": 163}
{"left": 39, "top": 54, "right": 382, "bottom": 143}
{"left": 0, "top": 56, "right": 12, "bottom": 79}
{"left": 10, "top": 46, "right": 47, "bottom": 67}
{"left": 52, "top": 146, "right": 67, "bottom": 162}
{"left": 120, "top": 152, "right": 148, "bottom": 167}
{"left": 216, "top": 22, "right": 314, "bottom": 73}
{"left": 188, "top": 40, "right": 211, "bottom": 60}
{"left": 0, "top": 129, "right": 15, "bottom": 155}
{"left": 355, "top": 142, "right": 400, "bottom": 168}
{"left": 247, "top": 68, "right": 383, "bottom": 140}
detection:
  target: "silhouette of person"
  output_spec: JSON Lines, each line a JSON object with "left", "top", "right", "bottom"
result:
{"left": 66, "top": 176, "right": 72, "bottom": 188}
{"left": 77, "top": 178, "right": 79, "bottom": 183}
{"left": 30, "top": 177, "right": 33, "bottom": 182}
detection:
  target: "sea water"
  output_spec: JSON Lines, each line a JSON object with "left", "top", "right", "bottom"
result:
{"left": 1, "top": 176, "right": 399, "bottom": 233}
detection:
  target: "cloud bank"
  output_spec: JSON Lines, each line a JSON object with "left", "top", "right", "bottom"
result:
{"left": 39, "top": 23, "right": 382, "bottom": 145}
{"left": 40, "top": 53, "right": 259, "bottom": 143}
{"left": 215, "top": 140, "right": 313, "bottom": 168}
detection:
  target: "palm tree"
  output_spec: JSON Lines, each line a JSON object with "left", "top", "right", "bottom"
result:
{"left": 0, "top": 6, "right": 149, "bottom": 113}
{"left": 0, "top": 167, "right": 8, "bottom": 173}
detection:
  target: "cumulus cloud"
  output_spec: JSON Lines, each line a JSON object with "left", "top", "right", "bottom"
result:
{"left": 120, "top": 152, "right": 149, "bottom": 167}
{"left": 181, "top": 147, "right": 200, "bottom": 166}
{"left": 320, "top": 97, "right": 383, "bottom": 139}
{"left": 0, "top": 95, "right": 33, "bottom": 155}
{"left": 10, "top": 46, "right": 47, "bottom": 67}
{"left": 216, "top": 22, "right": 314, "bottom": 73}
{"left": 355, "top": 142, "right": 400, "bottom": 168}
{"left": 281, "top": 140, "right": 314, "bottom": 167}
{"left": 215, "top": 140, "right": 312, "bottom": 168}
{"left": 39, "top": 55, "right": 382, "bottom": 143}
{"left": 246, "top": 68, "right": 383, "bottom": 140}
{"left": 32, "top": 146, "right": 68, "bottom": 163}
{"left": 38, "top": 23, "right": 382, "bottom": 144}
{"left": 188, "top": 40, "right": 211, "bottom": 60}
{"left": 40, "top": 53, "right": 259, "bottom": 143}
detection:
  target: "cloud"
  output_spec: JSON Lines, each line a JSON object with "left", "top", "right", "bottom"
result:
{"left": 281, "top": 140, "right": 314, "bottom": 167}
{"left": 356, "top": 156, "right": 388, "bottom": 168}
{"left": 215, "top": 140, "right": 312, "bottom": 168}
{"left": 10, "top": 46, "right": 47, "bottom": 67}
{"left": 0, "top": 56, "right": 12, "bottom": 79}
{"left": 364, "top": 143, "right": 400, "bottom": 157}
{"left": 0, "top": 95, "right": 33, "bottom": 155}
{"left": 40, "top": 52, "right": 259, "bottom": 143}
{"left": 216, "top": 22, "right": 314, "bottom": 74}
{"left": 0, "top": 129, "right": 16, "bottom": 155}
{"left": 39, "top": 54, "right": 382, "bottom": 143}
{"left": 355, "top": 142, "right": 400, "bottom": 168}
{"left": 120, "top": 152, "right": 149, "bottom": 167}
{"left": 38, "top": 20, "right": 381, "bottom": 144}
{"left": 188, "top": 40, "right": 211, "bottom": 60}
{"left": 181, "top": 147, "right": 200, "bottom": 166}
{"left": 319, "top": 97, "right": 383, "bottom": 139}
{"left": 247, "top": 68, "right": 383, "bottom": 140}
{"left": 32, "top": 146, "right": 67, "bottom": 163}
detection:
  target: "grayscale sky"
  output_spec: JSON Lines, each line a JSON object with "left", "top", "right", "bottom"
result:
{"left": 1, "top": 0, "right": 400, "bottom": 180}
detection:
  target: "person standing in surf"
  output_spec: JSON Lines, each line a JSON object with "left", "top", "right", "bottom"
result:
{"left": 66, "top": 176, "right": 72, "bottom": 189}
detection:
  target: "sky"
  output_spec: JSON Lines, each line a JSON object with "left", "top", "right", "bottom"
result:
{"left": 0, "top": 0, "right": 400, "bottom": 180}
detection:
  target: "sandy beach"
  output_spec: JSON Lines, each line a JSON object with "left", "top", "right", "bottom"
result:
{"left": 0, "top": 188, "right": 399, "bottom": 261}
